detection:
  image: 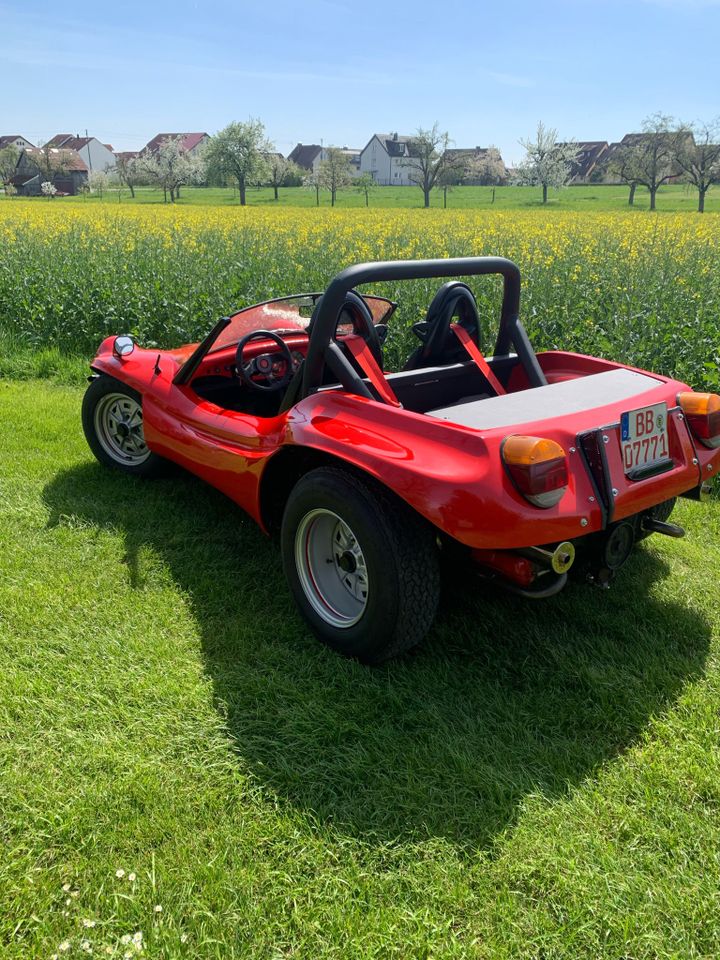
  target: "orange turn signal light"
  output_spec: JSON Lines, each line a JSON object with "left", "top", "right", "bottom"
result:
{"left": 678, "top": 392, "right": 720, "bottom": 449}
{"left": 502, "top": 436, "right": 569, "bottom": 508}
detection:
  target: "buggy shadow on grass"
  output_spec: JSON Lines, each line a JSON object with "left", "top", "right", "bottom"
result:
{"left": 43, "top": 463, "right": 710, "bottom": 852}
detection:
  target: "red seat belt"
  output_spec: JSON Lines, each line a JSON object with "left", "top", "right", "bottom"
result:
{"left": 342, "top": 335, "right": 401, "bottom": 407}
{"left": 451, "top": 325, "right": 506, "bottom": 395}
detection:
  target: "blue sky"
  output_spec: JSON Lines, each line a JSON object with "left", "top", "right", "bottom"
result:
{"left": 3, "top": 0, "right": 719, "bottom": 164}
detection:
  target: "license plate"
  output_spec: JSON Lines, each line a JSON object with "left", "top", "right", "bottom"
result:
{"left": 620, "top": 402, "right": 669, "bottom": 474}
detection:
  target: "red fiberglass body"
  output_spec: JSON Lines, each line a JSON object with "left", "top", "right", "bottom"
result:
{"left": 83, "top": 257, "right": 719, "bottom": 661}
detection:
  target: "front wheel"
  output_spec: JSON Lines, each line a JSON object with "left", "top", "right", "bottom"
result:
{"left": 281, "top": 467, "right": 440, "bottom": 663}
{"left": 82, "top": 376, "right": 169, "bottom": 477}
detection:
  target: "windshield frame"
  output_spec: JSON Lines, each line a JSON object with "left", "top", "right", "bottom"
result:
{"left": 173, "top": 290, "right": 397, "bottom": 386}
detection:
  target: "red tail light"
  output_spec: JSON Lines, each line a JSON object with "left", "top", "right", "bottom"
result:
{"left": 502, "top": 436, "right": 569, "bottom": 508}
{"left": 678, "top": 392, "right": 720, "bottom": 449}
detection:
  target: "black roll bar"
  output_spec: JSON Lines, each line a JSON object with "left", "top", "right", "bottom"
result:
{"left": 302, "top": 256, "right": 546, "bottom": 398}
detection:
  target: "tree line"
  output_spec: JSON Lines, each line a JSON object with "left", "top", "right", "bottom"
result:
{"left": 2, "top": 114, "right": 718, "bottom": 211}
{"left": 516, "top": 114, "right": 720, "bottom": 213}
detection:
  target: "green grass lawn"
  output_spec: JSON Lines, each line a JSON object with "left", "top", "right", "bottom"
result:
{"left": 3, "top": 182, "right": 718, "bottom": 212}
{"left": 2, "top": 378, "right": 720, "bottom": 957}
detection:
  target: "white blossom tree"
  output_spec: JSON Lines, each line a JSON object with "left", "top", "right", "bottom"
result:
{"left": 317, "top": 148, "right": 352, "bottom": 206}
{"left": 139, "top": 136, "right": 205, "bottom": 203}
{"left": 516, "top": 123, "right": 578, "bottom": 203}
{"left": 204, "top": 119, "right": 271, "bottom": 205}
{"left": 88, "top": 169, "right": 110, "bottom": 198}
{"left": 463, "top": 147, "right": 507, "bottom": 186}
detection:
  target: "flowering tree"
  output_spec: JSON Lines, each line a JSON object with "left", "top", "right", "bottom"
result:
{"left": 265, "top": 155, "right": 301, "bottom": 199}
{"left": 516, "top": 123, "right": 578, "bottom": 203}
{"left": 139, "top": 136, "right": 206, "bottom": 203}
{"left": 463, "top": 147, "right": 508, "bottom": 186}
{"left": 89, "top": 170, "right": 110, "bottom": 198}
{"left": 40, "top": 181, "right": 57, "bottom": 198}
{"left": 114, "top": 155, "right": 143, "bottom": 199}
{"left": 204, "top": 119, "right": 271, "bottom": 205}
{"left": 317, "top": 148, "right": 352, "bottom": 206}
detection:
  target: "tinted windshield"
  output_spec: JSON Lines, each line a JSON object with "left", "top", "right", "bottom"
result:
{"left": 209, "top": 293, "right": 395, "bottom": 353}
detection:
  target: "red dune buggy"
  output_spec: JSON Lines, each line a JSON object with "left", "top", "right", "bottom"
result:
{"left": 82, "top": 257, "right": 719, "bottom": 662}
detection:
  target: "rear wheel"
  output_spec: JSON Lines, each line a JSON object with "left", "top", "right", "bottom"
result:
{"left": 82, "top": 376, "right": 169, "bottom": 477}
{"left": 281, "top": 466, "right": 440, "bottom": 663}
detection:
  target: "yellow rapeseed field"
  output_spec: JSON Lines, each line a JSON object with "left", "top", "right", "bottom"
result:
{"left": 1, "top": 201, "right": 719, "bottom": 389}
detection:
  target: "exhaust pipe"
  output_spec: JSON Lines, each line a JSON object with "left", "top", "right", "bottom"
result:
{"left": 471, "top": 540, "right": 575, "bottom": 591}
{"left": 501, "top": 572, "right": 568, "bottom": 600}
{"left": 519, "top": 541, "right": 576, "bottom": 575}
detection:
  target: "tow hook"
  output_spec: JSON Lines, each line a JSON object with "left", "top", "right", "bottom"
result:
{"left": 641, "top": 518, "right": 686, "bottom": 538}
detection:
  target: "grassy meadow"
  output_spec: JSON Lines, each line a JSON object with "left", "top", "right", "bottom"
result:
{"left": 3, "top": 182, "right": 720, "bottom": 211}
{"left": 3, "top": 379, "right": 720, "bottom": 959}
{"left": 2, "top": 198, "right": 720, "bottom": 957}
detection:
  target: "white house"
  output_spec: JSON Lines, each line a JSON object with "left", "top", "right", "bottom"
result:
{"left": 47, "top": 135, "right": 116, "bottom": 172}
{"left": 359, "top": 133, "right": 419, "bottom": 185}
{"left": 0, "top": 135, "right": 35, "bottom": 151}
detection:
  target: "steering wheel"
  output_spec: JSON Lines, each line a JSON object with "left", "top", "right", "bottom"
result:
{"left": 235, "top": 329, "right": 294, "bottom": 393}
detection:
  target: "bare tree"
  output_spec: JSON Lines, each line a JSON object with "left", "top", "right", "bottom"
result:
{"left": 303, "top": 169, "right": 321, "bottom": 206}
{"left": 30, "top": 143, "right": 74, "bottom": 182}
{"left": 675, "top": 119, "right": 720, "bottom": 213}
{"left": 607, "top": 147, "right": 643, "bottom": 206}
{"left": 204, "top": 119, "right": 271, "bottom": 205}
{"left": 406, "top": 124, "right": 459, "bottom": 207}
{"left": 317, "top": 148, "right": 352, "bottom": 206}
{"left": 354, "top": 172, "right": 378, "bottom": 207}
{"left": 265, "top": 154, "right": 300, "bottom": 200}
{"left": 436, "top": 163, "right": 463, "bottom": 208}
{"left": 611, "top": 114, "right": 683, "bottom": 211}
{"left": 516, "top": 123, "right": 578, "bottom": 203}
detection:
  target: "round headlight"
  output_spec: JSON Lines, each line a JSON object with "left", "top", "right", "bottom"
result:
{"left": 113, "top": 335, "right": 135, "bottom": 358}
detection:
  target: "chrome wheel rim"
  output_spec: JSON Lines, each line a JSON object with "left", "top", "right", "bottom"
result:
{"left": 94, "top": 392, "right": 150, "bottom": 465}
{"left": 295, "top": 509, "right": 369, "bottom": 628}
